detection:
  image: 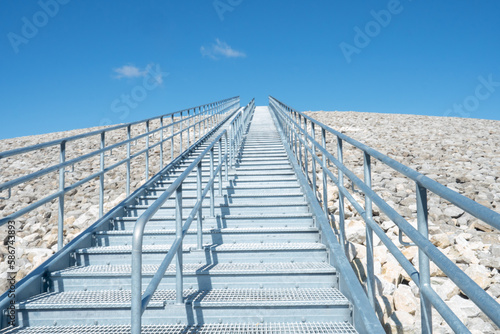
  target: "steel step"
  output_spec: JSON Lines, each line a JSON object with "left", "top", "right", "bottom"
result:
{"left": 158, "top": 175, "right": 297, "bottom": 184}
{"left": 124, "top": 202, "right": 310, "bottom": 217}
{"left": 161, "top": 169, "right": 295, "bottom": 179}
{"left": 2, "top": 322, "right": 358, "bottom": 333}
{"left": 74, "top": 242, "right": 328, "bottom": 266}
{"left": 15, "top": 288, "right": 350, "bottom": 326}
{"left": 135, "top": 192, "right": 305, "bottom": 205}
{"left": 143, "top": 186, "right": 303, "bottom": 197}
{"left": 49, "top": 262, "right": 337, "bottom": 291}
{"left": 111, "top": 213, "right": 315, "bottom": 230}
{"left": 95, "top": 227, "right": 319, "bottom": 246}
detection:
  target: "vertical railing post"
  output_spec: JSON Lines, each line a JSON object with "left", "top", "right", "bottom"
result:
{"left": 224, "top": 132, "right": 229, "bottom": 181}
{"left": 175, "top": 184, "right": 183, "bottom": 304}
{"left": 417, "top": 183, "right": 432, "bottom": 333}
{"left": 311, "top": 123, "right": 317, "bottom": 197}
{"left": 210, "top": 147, "right": 215, "bottom": 217}
{"left": 321, "top": 129, "right": 328, "bottom": 217}
{"left": 160, "top": 117, "right": 164, "bottom": 169}
{"left": 187, "top": 110, "right": 191, "bottom": 148}
{"left": 303, "top": 117, "right": 308, "bottom": 182}
{"left": 145, "top": 121, "right": 150, "bottom": 181}
{"left": 337, "top": 137, "right": 346, "bottom": 253}
{"left": 198, "top": 107, "right": 203, "bottom": 138}
{"left": 126, "top": 125, "right": 131, "bottom": 196}
{"left": 58, "top": 141, "right": 66, "bottom": 250}
{"left": 364, "top": 152, "right": 375, "bottom": 309}
{"left": 131, "top": 235, "right": 142, "bottom": 334}
{"left": 192, "top": 110, "right": 196, "bottom": 143}
{"left": 179, "top": 111, "right": 183, "bottom": 154}
{"left": 197, "top": 162, "right": 203, "bottom": 250}
{"left": 170, "top": 114, "right": 174, "bottom": 160}
{"left": 218, "top": 138, "right": 223, "bottom": 196}
{"left": 294, "top": 113, "right": 302, "bottom": 163}
{"left": 208, "top": 105, "right": 212, "bottom": 129}
{"left": 203, "top": 107, "right": 206, "bottom": 135}
{"left": 230, "top": 125, "right": 234, "bottom": 167}
{"left": 99, "top": 132, "right": 105, "bottom": 218}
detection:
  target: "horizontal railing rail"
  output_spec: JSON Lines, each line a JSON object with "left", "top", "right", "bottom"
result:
{"left": 131, "top": 99, "right": 255, "bottom": 334}
{"left": 0, "top": 97, "right": 240, "bottom": 252}
{"left": 269, "top": 96, "right": 500, "bottom": 332}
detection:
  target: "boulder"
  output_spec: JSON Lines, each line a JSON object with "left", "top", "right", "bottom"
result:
{"left": 393, "top": 284, "right": 419, "bottom": 315}
{"left": 430, "top": 233, "right": 452, "bottom": 248}
{"left": 345, "top": 219, "right": 366, "bottom": 244}
{"left": 443, "top": 206, "right": 464, "bottom": 219}
{"left": 464, "top": 264, "right": 492, "bottom": 290}
{"left": 384, "top": 310, "right": 417, "bottom": 333}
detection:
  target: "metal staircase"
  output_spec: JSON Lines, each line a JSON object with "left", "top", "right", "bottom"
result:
{"left": 1, "top": 104, "right": 373, "bottom": 333}
{"left": 3, "top": 97, "right": 498, "bottom": 333}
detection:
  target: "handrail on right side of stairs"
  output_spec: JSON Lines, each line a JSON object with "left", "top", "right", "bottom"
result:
{"left": 130, "top": 99, "right": 255, "bottom": 334}
{"left": 269, "top": 95, "right": 500, "bottom": 333}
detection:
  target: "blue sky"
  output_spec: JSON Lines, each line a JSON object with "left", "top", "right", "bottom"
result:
{"left": 1, "top": 0, "right": 499, "bottom": 139}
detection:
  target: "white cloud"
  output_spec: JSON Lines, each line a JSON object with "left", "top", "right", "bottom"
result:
{"left": 201, "top": 39, "right": 246, "bottom": 60}
{"left": 113, "top": 64, "right": 146, "bottom": 79}
{"left": 112, "top": 63, "right": 167, "bottom": 84}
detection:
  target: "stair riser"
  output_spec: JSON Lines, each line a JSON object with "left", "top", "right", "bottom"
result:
{"left": 50, "top": 273, "right": 337, "bottom": 292}
{"left": 95, "top": 232, "right": 319, "bottom": 246}
{"left": 75, "top": 249, "right": 328, "bottom": 266}
{"left": 17, "top": 304, "right": 351, "bottom": 327}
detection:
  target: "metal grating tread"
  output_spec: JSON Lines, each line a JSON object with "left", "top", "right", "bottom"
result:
{"left": 128, "top": 202, "right": 309, "bottom": 209}
{"left": 115, "top": 213, "right": 314, "bottom": 221}
{"left": 17, "top": 288, "right": 347, "bottom": 309}
{"left": 138, "top": 192, "right": 304, "bottom": 200}
{"left": 187, "top": 288, "right": 348, "bottom": 307}
{"left": 203, "top": 242, "right": 325, "bottom": 251}
{"left": 1, "top": 322, "right": 357, "bottom": 333}
{"left": 76, "top": 243, "right": 325, "bottom": 254}
{"left": 98, "top": 226, "right": 318, "bottom": 235}
{"left": 52, "top": 262, "right": 335, "bottom": 277}
{"left": 17, "top": 290, "right": 181, "bottom": 309}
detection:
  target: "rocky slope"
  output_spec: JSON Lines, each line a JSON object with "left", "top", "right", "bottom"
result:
{"left": 303, "top": 111, "right": 500, "bottom": 333}
{"left": 0, "top": 119, "right": 186, "bottom": 295}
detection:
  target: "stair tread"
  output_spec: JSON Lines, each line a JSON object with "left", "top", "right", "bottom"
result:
{"left": 127, "top": 202, "right": 308, "bottom": 209}
{"left": 138, "top": 192, "right": 305, "bottom": 199}
{"left": 3, "top": 322, "right": 357, "bottom": 333}
{"left": 115, "top": 213, "right": 314, "bottom": 221}
{"left": 52, "top": 262, "right": 335, "bottom": 277}
{"left": 98, "top": 226, "right": 318, "bottom": 235}
{"left": 76, "top": 242, "right": 326, "bottom": 254}
{"left": 18, "top": 288, "right": 348, "bottom": 309}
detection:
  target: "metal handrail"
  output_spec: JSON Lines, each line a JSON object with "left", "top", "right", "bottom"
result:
{"left": 0, "top": 97, "right": 240, "bottom": 251}
{"left": 130, "top": 99, "right": 255, "bottom": 334}
{"left": 0, "top": 99, "right": 241, "bottom": 329}
{"left": 0, "top": 97, "right": 238, "bottom": 159}
{"left": 269, "top": 96, "right": 500, "bottom": 331}
{"left": 229, "top": 99, "right": 255, "bottom": 166}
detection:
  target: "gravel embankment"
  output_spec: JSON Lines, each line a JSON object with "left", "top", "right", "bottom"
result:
{"left": 0, "top": 120, "right": 184, "bottom": 294}
{"left": 304, "top": 111, "right": 500, "bottom": 333}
